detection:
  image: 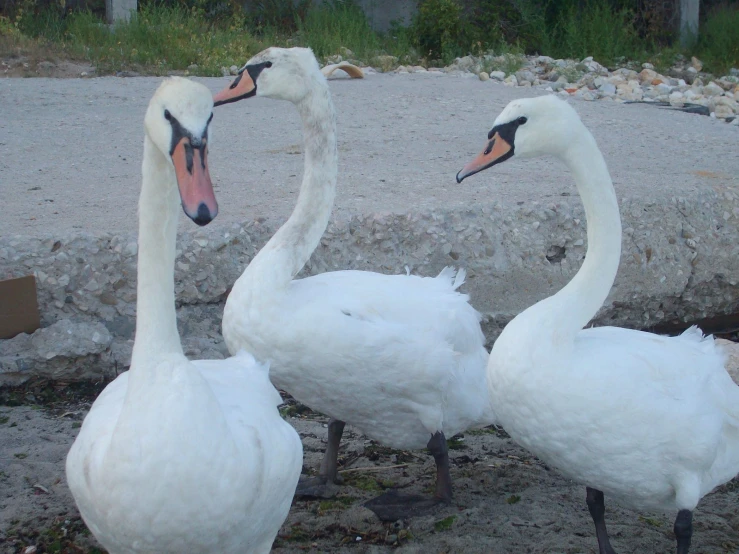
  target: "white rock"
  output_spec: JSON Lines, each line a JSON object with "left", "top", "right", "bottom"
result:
{"left": 687, "top": 67, "right": 698, "bottom": 75}
{"left": 638, "top": 69, "right": 656, "bottom": 84}
{"left": 642, "top": 62, "right": 655, "bottom": 70}
{"left": 599, "top": 82, "right": 617, "bottom": 95}
{"left": 704, "top": 82, "right": 724, "bottom": 96}
{"left": 691, "top": 56, "right": 703, "bottom": 71}
{"left": 229, "top": 65, "right": 239, "bottom": 75}
{"left": 504, "top": 75, "right": 519, "bottom": 87}
{"left": 656, "top": 83, "right": 673, "bottom": 95}
{"left": 479, "top": 71, "right": 489, "bottom": 81}
{"left": 684, "top": 89, "right": 701, "bottom": 100}
{"left": 669, "top": 91, "right": 685, "bottom": 105}
{"left": 490, "top": 71, "right": 505, "bottom": 81}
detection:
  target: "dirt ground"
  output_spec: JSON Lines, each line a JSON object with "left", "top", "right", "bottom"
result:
{"left": 1, "top": 388, "right": 739, "bottom": 554}
{"left": 0, "top": 46, "right": 95, "bottom": 78}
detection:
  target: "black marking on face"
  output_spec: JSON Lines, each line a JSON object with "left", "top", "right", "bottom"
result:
{"left": 166, "top": 111, "right": 210, "bottom": 173}
{"left": 213, "top": 61, "right": 272, "bottom": 107}
{"left": 485, "top": 116, "right": 525, "bottom": 164}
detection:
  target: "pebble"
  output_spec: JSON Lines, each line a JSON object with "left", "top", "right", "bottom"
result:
{"left": 384, "top": 53, "right": 739, "bottom": 123}
{"left": 229, "top": 65, "right": 238, "bottom": 75}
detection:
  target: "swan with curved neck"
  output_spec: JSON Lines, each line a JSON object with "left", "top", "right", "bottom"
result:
{"left": 458, "top": 95, "right": 739, "bottom": 554}
{"left": 65, "top": 77, "right": 302, "bottom": 554}
{"left": 214, "top": 47, "right": 495, "bottom": 520}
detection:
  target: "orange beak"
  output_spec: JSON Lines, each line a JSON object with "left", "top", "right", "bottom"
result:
{"left": 171, "top": 137, "right": 217, "bottom": 226}
{"left": 456, "top": 131, "right": 513, "bottom": 183}
{"left": 213, "top": 69, "right": 256, "bottom": 107}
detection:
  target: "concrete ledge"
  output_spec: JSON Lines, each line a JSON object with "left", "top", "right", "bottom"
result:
{"left": 2, "top": 186, "right": 737, "bottom": 385}
{"left": 2, "top": 74, "right": 738, "bottom": 385}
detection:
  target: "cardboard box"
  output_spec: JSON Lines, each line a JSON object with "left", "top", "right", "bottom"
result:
{"left": 0, "top": 275, "right": 41, "bottom": 339}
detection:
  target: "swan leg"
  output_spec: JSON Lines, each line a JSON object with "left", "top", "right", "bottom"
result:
{"left": 586, "top": 487, "right": 618, "bottom": 554}
{"left": 427, "top": 431, "right": 453, "bottom": 502}
{"left": 363, "top": 432, "right": 452, "bottom": 522}
{"left": 295, "top": 418, "right": 345, "bottom": 498}
{"left": 674, "top": 509, "right": 693, "bottom": 554}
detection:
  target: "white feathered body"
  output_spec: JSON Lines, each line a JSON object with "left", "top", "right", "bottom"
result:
{"left": 66, "top": 351, "right": 302, "bottom": 554}
{"left": 488, "top": 317, "right": 739, "bottom": 512}
{"left": 224, "top": 267, "right": 494, "bottom": 449}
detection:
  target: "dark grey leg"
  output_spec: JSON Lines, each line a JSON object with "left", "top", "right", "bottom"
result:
{"left": 295, "top": 418, "right": 345, "bottom": 498}
{"left": 319, "top": 419, "right": 346, "bottom": 484}
{"left": 363, "top": 431, "right": 452, "bottom": 521}
{"left": 674, "top": 509, "right": 693, "bottom": 554}
{"left": 427, "top": 431, "right": 452, "bottom": 502}
{"left": 586, "top": 487, "right": 617, "bottom": 554}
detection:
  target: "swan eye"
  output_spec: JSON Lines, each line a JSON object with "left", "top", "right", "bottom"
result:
{"left": 517, "top": 116, "right": 528, "bottom": 125}
{"left": 265, "top": 61, "right": 273, "bottom": 68}
{"left": 164, "top": 109, "right": 172, "bottom": 121}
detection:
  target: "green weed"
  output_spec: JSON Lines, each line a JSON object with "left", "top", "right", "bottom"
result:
{"left": 433, "top": 515, "right": 457, "bottom": 531}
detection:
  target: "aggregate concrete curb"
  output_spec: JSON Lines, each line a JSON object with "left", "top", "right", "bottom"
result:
{"left": 2, "top": 185, "right": 738, "bottom": 385}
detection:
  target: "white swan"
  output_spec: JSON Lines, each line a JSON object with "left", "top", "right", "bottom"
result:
{"left": 65, "top": 77, "right": 302, "bottom": 554}
{"left": 457, "top": 95, "right": 739, "bottom": 554}
{"left": 213, "top": 47, "right": 495, "bottom": 521}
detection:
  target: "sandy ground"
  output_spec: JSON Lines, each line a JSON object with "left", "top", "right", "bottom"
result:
{"left": 1, "top": 390, "right": 739, "bottom": 554}
{"left": 2, "top": 72, "right": 738, "bottom": 239}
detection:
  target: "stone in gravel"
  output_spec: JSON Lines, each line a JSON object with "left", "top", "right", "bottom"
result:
{"left": 599, "top": 82, "right": 617, "bottom": 95}
{"left": 229, "top": 65, "right": 239, "bottom": 75}
{"left": 642, "top": 62, "right": 655, "bottom": 70}
{"left": 490, "top": 71, "right": 505, "bottom": 81}
{"left": 716, "top": 79, "right": 736, "bottom": 91}
{"left": 479, "top": 71, "right": 489, "bottom": 81}
{"left": 638, "top": 68, "right": 657, "bottom": 83}
{"left": 687, "top": 66, "right": 698, "bottom": 75}
{"left": 704, "top": 82, "right": 724, "bottom": 96}
{"left": 515, "top": 69, "right": 536, "bottom": 83}
{"left": 669, "top": 91, "right": 685, "bottom": 104}
{"left": 711, "top": 97, "right": 739, "bottom": 119}
{"left": 691, "top": 56, "right": 703, "bottom": 71}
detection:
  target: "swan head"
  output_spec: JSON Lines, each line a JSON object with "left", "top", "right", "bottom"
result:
{"left": 456, "top": 95, "right": 583, "bottom": 183}
{"left": 145, "top": 77, "right": 217, "bottom": 226}
{"left": 213, "top": 47, "right": 324, "bottom": 106}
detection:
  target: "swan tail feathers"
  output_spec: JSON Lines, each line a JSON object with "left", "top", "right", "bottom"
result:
{"left": 435, "top": 266, "right": 467, "bottom": 290}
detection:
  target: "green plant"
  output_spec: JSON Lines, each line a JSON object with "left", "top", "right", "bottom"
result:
{"left": 547, "top": 1, "right": 646, "bottom": 66}
{"left": 696, "top": 4, "right": 739, "bottom": 75}
{"left": 433, "top": 515, "right": 457, "bottom": 531}
{"left": 483, "top": 51, "right": 525, "bottom": 75}
{"left": 412, "top": 0, "right": 470, "bottom": 62}
{"left": 295, "top": 0, "right": 379, "bottom": 61}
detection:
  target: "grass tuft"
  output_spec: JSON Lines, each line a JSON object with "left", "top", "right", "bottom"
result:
{"left": 433, "top": 515, "right": 457, "bottom": 531}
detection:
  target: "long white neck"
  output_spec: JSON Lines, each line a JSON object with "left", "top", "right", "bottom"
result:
{"left": 530, "top": 129, "right": 622, "bottom": 336}
{"left": 237, "top": 82, "right": 337, "bottom": 295}
{"left": 129, "top": 135, "right": 184, "bottom": 369}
